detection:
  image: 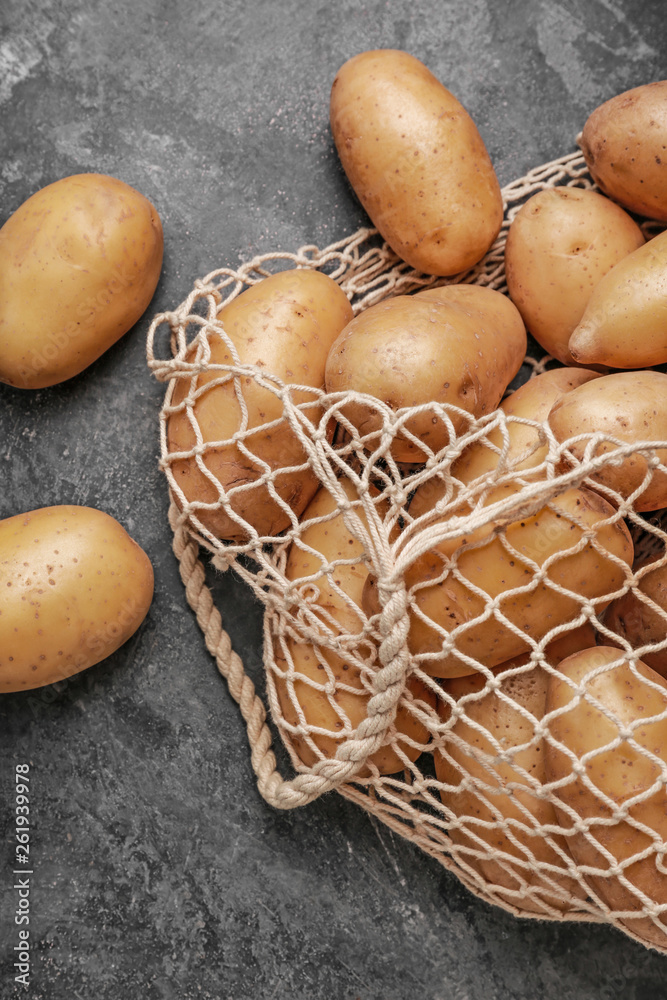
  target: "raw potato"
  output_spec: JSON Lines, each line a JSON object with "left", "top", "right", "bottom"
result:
{"left": 273, "top": 479, "right": 436, "bottom": 776}
{"left": 545, "top": 645, "right": 667, "bottom": 950}
{"left": 330, "top": 49, "right": 503, "bottom": 276}
{"left": 568, "top": 231, "right": 667, "bottom": 368}
{"left": 325, "top": 285, "right": 526, "bottom": 463}
{"left": 505, "top": 187, "right": 644, "bottom": 366}
{"left": 580, "top": 81, "right": 667, "bottom": 222}
{"left": 603, "top": 556, "right": 667, "bottom": 677}
{"left": 0, "top": 506, "right": 154, "bottom": 693}
{"left": 453, "top": 366, "right": 602, "bottom": 485}
{"left": 0, "top": 173, "right": 163, "bottom": 389}
{"left": 167, "top": 269, "right": 354, "bottom": 542}
{"left": 547, "top": 370, "right": 667, "bottom": 511}
{"left": 437, "top": 660, "right": 589, "bottom": 915}
{"left": 382, "top": 481, "right": 633, "bottom": 677}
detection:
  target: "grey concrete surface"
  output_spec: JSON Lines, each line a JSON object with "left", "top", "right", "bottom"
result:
{"left": 1, "top": 1, "right": 667, "bottom": 998}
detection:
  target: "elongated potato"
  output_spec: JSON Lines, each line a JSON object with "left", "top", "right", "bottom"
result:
{"left": 437, "top": 661, "right": 589, "bottom": 915}
{"left": 0, "top": 506, "right": 153, "bottom": 692}
{"left": 272, "top": 479, "right": 436, "bottom": 776}
{"left": 505, "top": 187, "right": 644, "bottom": 366}
{"left": 603, "top": 556, "right": 667, "bottom": 677}
{"left": 325, "top": 285, "right": 526, "bottom": 463}
{"left": 546, "top": 646, "right": 667, "bottom": 950}
{"left": 330, "top": 50, "right": 503, "bottom": 276}
{"left": 453, "top": 366, "right": 601, "bottom": 485}
{"left": 0, "top": 173, "right": 163, "bottom": 389}
{"left": 548, "top": 370, "right": 667, "bottom": 511}
{"left": 372, "top": 482, "right": 633, "bottom": 678}
{"left": 167, "top": 269, "right": 353, "bottom": 542}
{"left": 580, "top": 81, "right": 667, "bottom": 222}
{"left": 568, "top": 231, "right": 667, "bottom": 368}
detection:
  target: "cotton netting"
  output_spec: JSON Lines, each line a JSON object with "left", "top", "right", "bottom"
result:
{"left": 146, "top": 150, "right": 667, "bottom": 952}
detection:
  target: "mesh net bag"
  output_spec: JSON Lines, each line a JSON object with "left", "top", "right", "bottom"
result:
{"left": 146, "top": 150, "right": 667, "bottom": 952}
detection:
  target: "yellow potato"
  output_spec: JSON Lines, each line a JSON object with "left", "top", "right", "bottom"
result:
{"left": 330, "top": 49, "right": 503, "bottom": 276}
{"left": 453, "top": 366, "right": 602, "bottom": 485}
{"left": 548, "top": 370, "right": 667, "bottom": 511}
{"left": 568, "top": 231, "right": 667, "bottom": 368}
{"left": 0, "top": 506, "right": 153, "bottom": 693}
{"left": 167, "top": 268, "right": 354, "bottom": 542}
{"left": 505, "top": 187, "right": 644, "bottom": 366}
{"left": 603, "top": 556, "right": 667, "bottom": 678}
{"left": 580, "top": 81, "right": 667, "bottom": 222}
{"left": 437, "top": 661, "right": 589, "bottom": 915}
{"left": 272, "top": 479, "right": 436, "bottom": 777}
{"left": 325, "top": 285, "right": 526, "bottom": 463}
{"left": 0, "top": 174, "right": 163, "bottom": 389}
{"left": 380, "top": 481, "right": 633, "bottom": 678}
{"left": 546, "top": 645, "right": 667, "bottom": 950}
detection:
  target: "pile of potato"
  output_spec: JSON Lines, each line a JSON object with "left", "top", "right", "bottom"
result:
{"left": 4, "top": 44, "right": 667, "bottom": 947}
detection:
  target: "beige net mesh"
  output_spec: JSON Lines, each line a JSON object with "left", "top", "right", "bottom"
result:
{"left": 146, "top": 150, "right": 667, "bottom": 952}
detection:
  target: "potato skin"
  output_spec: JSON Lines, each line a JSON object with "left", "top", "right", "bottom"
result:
{"left": 167, "top": 269, "right": 354, "bottom": 542}
{"left": 330, "top": 50, "right": 503, "bottom": 276}
{"left": 272, "top": 480, "right": 436, "bottom": 776}
{"left": 325, "top": 285, "right": 526, "bottom": 462}
{"left": 568, "top": 230, "right": 667, "bottom": 369}
{"left": 548, "top": 371, "right": 667, "bottom": 511}
{"left": 0, "top": 505, "right": 154, "bottom": 693}
{"left": 0, "top": 173, "right": 163, "bottom": 389}
{"left": 545, "top": 646, "right": 667, "bottom": 949}
{"left": 453, "top": 366, "right": 602, "bottom": 485}
{"left": 505, "top": 187, "right": 644, "bottom": 366}
{"left": 399, "top": 483, "right": 633, "bottom": 677}
{"left": 437, "top": 662, "right": 588, "bottom": 914}
{"left": 580, "top": 81, "right": 667, "bottom": 222}
{"left": 602, "top": 558, "right": 667, "bottom": 677}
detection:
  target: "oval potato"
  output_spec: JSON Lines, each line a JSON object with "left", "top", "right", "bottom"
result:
{"left": 0, "top": 173, "right": 163, "bottom": 389}
{"left": 548, "top": 370, "right": 667, "bottom": 511}
{"left": 545, "top": 645, "right": 667, "bottom": 949}
{"left": 505, "top": 187, "right": 644, "bottom": 366}
{"left": 272, "top": 479, "right": 436, "bottom": 777}
{"left": 330, "top": 49, "right": 503, "bottom": 276}
{"left": 568, "top": 230, "right": 667, "bottom": 369}
{"left": 580, "top": 81, "right": 667, "bottom": 222}
{"left": 325, "top": 285, "right": 526, "bottom": 463}
{"left": 0, "top": 506, "right": 154, "bottom": 693}
{"left": 603, "top": 556, "right": 667, "bottom": 677}
{"left": 167, "top": 269, "right": 354, "bottom": 542}
{"left": 453, "top": 366, "right": 602, "bottom": 485}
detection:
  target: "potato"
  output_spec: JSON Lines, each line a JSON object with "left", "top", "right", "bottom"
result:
{"left": 0, "top": 173, "right": 163, "bottom": 389}
{"left": 547, "top": 371, "right": 667, "bottom": 511}
{"left": 453, "top": 366, "right": 602, "bottom": 485}
{"left": 545, "top": 645, "right": 667, "bottom": 949}
{"left": 602, "top": 556, "right": 667, "bottom": 677}
{"left": 366, "top": 481, "right": 633, "bottom": 678}
{"left": 437, "top": 660, "right": 589, "bottom": 915}
{"left": 505, "top": 187, "right": 644, "bottom": 366}
{"left": 167, "top": 268, "right": 354, "bottom": 542}
{"left": 330, "top": 49, "right": 503, "bottom": 276}
{"left": 0, "top": 505, "right": 153, "bottom": 693}
{"left": 324, "top": 285, "right": 526, "bottom": 463}
{"left": 568, "top": 230, "right": 667, "bottom": 368}
{"left": 580, "top": 81, "right": 667, "bottom": 223}
{"left": 272, "top": 479, "right": 436, "bottom": 777}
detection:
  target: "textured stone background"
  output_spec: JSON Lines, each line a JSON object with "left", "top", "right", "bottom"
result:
{"left": 1, "top": 1, "right": 667, "bottom": 997}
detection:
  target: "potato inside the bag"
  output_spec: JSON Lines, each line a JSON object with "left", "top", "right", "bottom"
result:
{"left": 166, "top": 268, "right": 353, "bottom": 542}
{"left": 271, "top": 479, "right": 436, "bottom": 777}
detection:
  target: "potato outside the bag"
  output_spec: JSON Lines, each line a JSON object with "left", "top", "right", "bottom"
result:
{"left": 0, "top": 173, "right": 163, "bottom": 389}
{"left": 0, "top": 505, "right": 154, "bottom": 693}
{"left": 272, "top": 479, "right": 436, "bottom": 777}
{"left": 330, "top": 49, "right": 503, "bottom": 276}
{"left": 545, "top": 645, "right": 667, "bottom": 950}
{"left": 167, "top": 268, "right": 354, "bottom": 543}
